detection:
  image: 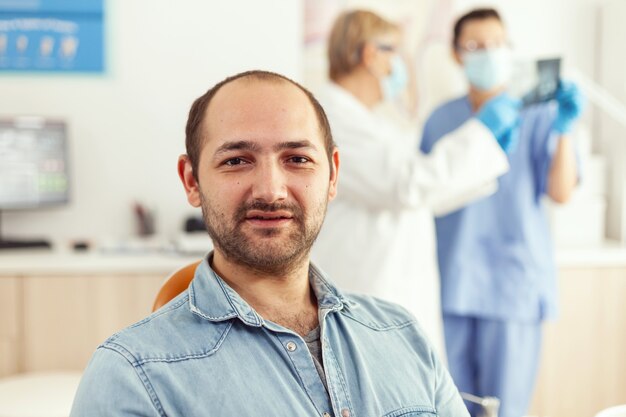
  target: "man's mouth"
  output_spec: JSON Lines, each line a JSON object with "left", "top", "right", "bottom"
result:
{"left": 244, "top": 210, "right": 294, "bottom": 227}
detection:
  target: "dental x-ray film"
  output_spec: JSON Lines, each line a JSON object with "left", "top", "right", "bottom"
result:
{"left": 509, "top": 57, "right": 561, "bottom": 107}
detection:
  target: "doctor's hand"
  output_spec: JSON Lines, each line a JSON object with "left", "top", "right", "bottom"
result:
{"left": 552, "top": 80, "right": 585, "bottom": 134}
{"left": 476, "top": 93, "right": 521, "bottom": 153}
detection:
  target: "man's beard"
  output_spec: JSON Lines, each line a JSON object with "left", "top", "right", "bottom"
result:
{"left": 199, "top": 193, "right": 327, "bottom": 275}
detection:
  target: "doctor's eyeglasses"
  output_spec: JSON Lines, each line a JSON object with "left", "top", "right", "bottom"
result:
{"left": 457, "top": 39, "right": 513, "bottom": 52}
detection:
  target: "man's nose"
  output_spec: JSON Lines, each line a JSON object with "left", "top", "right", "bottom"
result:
{"left": 251, "top": 161, "right": 288, "bottom": 203}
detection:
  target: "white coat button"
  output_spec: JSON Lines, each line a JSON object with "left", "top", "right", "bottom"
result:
{"left": 286, "top": 341, "right": 297, "bottom": 352}
{"left": 341, "top": 409, "right": 350, "bottom": 417}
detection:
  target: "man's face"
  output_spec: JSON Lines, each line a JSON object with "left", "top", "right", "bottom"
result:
{"left": 179, "top": 79, "right": 339, "bottom": 274}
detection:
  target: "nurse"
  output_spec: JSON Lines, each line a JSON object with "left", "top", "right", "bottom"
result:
{"left": 311, "top": 10, "right": 518, "bottom": 356}
{"left": 420, "top": 8, "right": 583, "bottom": 417}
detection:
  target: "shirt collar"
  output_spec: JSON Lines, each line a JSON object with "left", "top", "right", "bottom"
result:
{"left": 188, "top": 253, "right": 356, "bottom": 327}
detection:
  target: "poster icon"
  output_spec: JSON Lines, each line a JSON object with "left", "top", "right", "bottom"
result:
{"left": 60, "top": 35, "right": 78, "bottom": 59}
{"left": 40, "top": 36, "right": 54, "bottom": 57}
{"left": 16, "top": 35, "right": 28, "bottom": 53}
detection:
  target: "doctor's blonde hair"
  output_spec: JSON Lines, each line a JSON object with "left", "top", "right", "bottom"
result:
{"left": 328, "top": 10, "right": 399, "bottom": 82}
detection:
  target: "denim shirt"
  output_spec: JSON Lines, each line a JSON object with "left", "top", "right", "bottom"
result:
{"left": 71, "top": 257, "right": 469, "bottom": 417}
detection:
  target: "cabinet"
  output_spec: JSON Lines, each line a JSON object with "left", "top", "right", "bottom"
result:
{"left": 0, "top": 274, "right": 165, "bottom": 374}
{"left": 0, "top": 277, "right": 20, "bottom": 376}
{"left": 530, "top": 266, "right": 626, "bottom": 417}
{"left": 20, "top": 274, "right": 165, "bottom": 372}
{"left": 0, "top": 252, "right": 197, "bottom": 377}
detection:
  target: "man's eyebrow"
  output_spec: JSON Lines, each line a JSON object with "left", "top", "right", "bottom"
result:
{"left": 213, "top": 140, "right": 261, "bottom": 157}
{"left": 273, "top": 140, "right": 318, "bottom": 152}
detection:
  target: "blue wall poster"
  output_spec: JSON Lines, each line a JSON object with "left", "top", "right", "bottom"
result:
{"left": 0, "top": 0, "right": 104, "bottom": 73}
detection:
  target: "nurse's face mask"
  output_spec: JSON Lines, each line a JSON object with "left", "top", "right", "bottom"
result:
{"left": 370, "top": 41, "right": 408, "bottom": 101}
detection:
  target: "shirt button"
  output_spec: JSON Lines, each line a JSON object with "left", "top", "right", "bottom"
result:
{"left": 341, "top": 409, "right": 350, "bottom": 417}
{"left": 323, "top": 413, "right": 331, "bottom": 417}
{"left": 286, "top": 341, "right": 297, "bottom": 352}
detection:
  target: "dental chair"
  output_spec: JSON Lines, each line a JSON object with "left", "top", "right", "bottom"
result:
{"left": 595, "top": 405, "right": 626, "bottom": 417}
{"left": 152, "top": 260, "right": 201, "bottom": 311}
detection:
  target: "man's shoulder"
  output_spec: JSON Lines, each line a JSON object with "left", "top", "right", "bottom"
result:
{"left": 338, "top": 293, "right": 434, "bottom": 359}
{"left": 98, "top": 292, "right": 231, "bottom": 367}
{"left": 340, "top": 293, "right": 418, "bottom": 330}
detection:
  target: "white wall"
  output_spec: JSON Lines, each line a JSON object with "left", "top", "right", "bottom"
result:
{"left": 599, "top": 0, "right": 626, "bottom": 242}
{"left": 1, "top": 0, "right": 302, "bottom": 243}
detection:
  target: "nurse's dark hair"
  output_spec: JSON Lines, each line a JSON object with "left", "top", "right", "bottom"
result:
{"left": 185, "top": 70, "right": 336, "bottom": 180}
{"left": 453, "top": 8, "right": 502, "bottom": 49}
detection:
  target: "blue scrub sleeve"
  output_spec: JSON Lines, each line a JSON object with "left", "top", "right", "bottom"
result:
{"left": 420, "top": 97, "right": 474, "bottom": 155}
{"left": 420, "top": 117, "right": 436, "bottom": 154}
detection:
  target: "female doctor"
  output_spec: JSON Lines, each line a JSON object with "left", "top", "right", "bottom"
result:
{"left": 311, "top": 10, "right": 519, "bottom": 355}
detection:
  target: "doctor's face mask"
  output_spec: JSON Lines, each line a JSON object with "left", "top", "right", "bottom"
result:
{"left": 462, "top": 46, "right": 512, "bottom": 91}
{"left": 455, "top": 14, "right": 511, "bottom": 92}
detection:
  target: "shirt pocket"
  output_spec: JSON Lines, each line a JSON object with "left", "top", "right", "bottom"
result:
{"left": 382, "top": 405, "right": 438, "bottom": 417}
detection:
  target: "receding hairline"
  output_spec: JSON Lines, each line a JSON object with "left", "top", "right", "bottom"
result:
{"left": 198, "top": 74, "right": 319, "bottom": 149}
{"left": 208, "top": 73, "right": 307, "bottom": 111}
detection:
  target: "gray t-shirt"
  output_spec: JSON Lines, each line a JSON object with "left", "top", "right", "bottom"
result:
{"left": 303, "top": 326, "right": 328, "bottom": 392}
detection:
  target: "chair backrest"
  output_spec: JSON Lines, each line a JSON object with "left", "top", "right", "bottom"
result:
{"left": 595, "top": 405, "right": 626, "bottom": 417}
{"left": 152, "top": 260, "right": 202, "bottom": 312}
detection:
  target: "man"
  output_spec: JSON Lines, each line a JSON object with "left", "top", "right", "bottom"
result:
{"left": 70, "top": 70, "right": 470, "bottom": 416}
{"left": 420, "top": 8, "right": 583, "bottom": 417}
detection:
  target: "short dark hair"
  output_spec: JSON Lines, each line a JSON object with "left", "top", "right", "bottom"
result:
{"left": 185, "top": 70, "right": 336, "bottom": 180}
{"left": 452, "top": 8, "right": 502, "bottom": 49}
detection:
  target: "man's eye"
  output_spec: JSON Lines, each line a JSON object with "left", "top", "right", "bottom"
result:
{"left": 224, "top": 158, "right": 246, "bottom": 166}
{"left": 288, "top": 156, "right": 310, "bottom": 164}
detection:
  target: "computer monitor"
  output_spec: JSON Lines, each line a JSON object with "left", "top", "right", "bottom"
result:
{"left": 0, "top": 117, "right": 70, "bottom": 248}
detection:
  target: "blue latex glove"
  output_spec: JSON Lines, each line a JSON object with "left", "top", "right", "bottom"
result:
{"left": 476, "top": 93, "right": 521, "bottom": 153}
{"left": 494, "top": 117, "right": 520, "bottom": 155}
{"left": 552, "top": 80, "right": 585, "bottom": 134}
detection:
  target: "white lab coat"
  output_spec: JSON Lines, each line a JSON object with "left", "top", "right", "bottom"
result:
{"left": 311, "top": 83, "right": 509, "bottom": 357}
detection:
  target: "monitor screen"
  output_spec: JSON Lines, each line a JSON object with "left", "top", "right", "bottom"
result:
{"left": 0, "top": 118, "right": 70, "bottom": 210}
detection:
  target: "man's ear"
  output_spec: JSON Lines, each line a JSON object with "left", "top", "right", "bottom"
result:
{"left": 328, "top": 147, "right": 340, "bottom": 202}
{"left": 178, "top": 155, "right": 201, "bottom": 207}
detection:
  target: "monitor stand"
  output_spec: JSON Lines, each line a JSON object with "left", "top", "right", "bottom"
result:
{"left": 0, "top": 211, "right": 52, "bottom": 250}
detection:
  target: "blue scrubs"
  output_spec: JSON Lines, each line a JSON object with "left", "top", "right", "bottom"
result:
{"left": 420, "top": 96, "right": 560, "bottom": 417}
